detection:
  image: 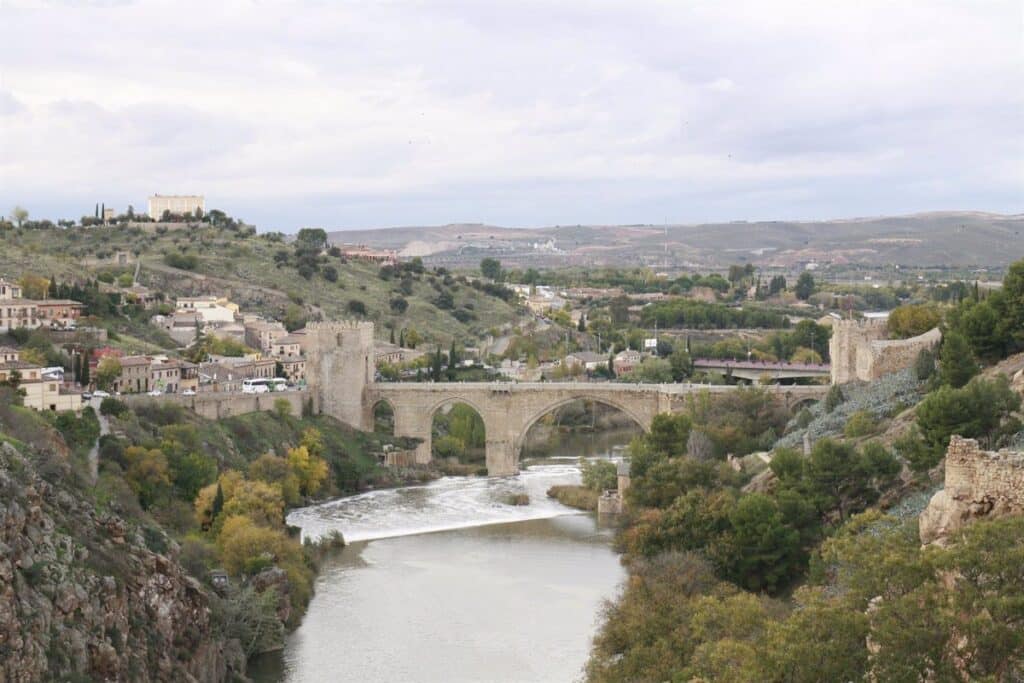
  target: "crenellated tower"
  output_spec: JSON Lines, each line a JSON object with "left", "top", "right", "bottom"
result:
{"left": 299, "top": 321, "right": 375, "bottom": 429}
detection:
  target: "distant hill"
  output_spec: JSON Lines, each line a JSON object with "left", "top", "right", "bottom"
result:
{"left": 327, "top": 212, "right": 1024, "bottom": 268}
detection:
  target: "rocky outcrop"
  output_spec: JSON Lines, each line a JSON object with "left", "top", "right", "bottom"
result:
{"left": 0, "top": 441, "right": 245, "bottom": 682}
{"left": 919, "top": 436, "right": 1024, "bottom": 545}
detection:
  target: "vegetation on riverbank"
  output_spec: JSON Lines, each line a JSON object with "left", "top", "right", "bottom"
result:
{"left": 585, "top": 259, "right": 1024, "bottom": 682}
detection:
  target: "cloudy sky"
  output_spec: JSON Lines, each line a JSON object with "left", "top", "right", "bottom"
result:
{"left": 1, "top": 1, "right": 1021, "bottom": 232}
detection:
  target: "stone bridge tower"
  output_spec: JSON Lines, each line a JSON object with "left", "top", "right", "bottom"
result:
{"left": 300, "top": 321, "right": 375, "bottom": 430}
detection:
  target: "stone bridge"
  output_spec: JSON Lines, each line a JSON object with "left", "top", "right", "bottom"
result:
{"left": 365, "top": 381, "right": 827, "bottom": 476}
{"left": 296, "top": 321, "right": 828, "bottom": 476}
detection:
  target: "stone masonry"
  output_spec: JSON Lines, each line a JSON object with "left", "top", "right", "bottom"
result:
{"left": 830, "top": 317, "right": 941, "bottom": 384}
{"left": 299, "top": 321, "right": 375, "bottom": 430}
{"left": 919, "top": 436, "right": 1024, "bottom": 545}
{"left": 291, "top": 319, "right": 827, "bottom": 476}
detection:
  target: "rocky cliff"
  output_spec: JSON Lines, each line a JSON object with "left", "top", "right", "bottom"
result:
{"left": 0, "top": 440, "right": 245, "bottom": 682}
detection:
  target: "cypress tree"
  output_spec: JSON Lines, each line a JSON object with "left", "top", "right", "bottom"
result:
{"left": 389, "top": 327, "right": 395, "bottom": 344}
{"left": 399, "top": 329, "right": 405, "bottom": 348}
{"left": 212, "top": 482, "right": 224, "bottom": 519}
{"left": 80, "top": 352, "right": 90, "bottom": 386}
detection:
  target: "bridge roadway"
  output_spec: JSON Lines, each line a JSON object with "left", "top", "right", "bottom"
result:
{"left": 366, "top": 381, "right": 828, "bottom": 476}
{"left": 691, "top": 359, "right": 831, "bottom": 382}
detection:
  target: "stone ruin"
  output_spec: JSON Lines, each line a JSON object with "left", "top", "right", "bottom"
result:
{"left": 829, "top": 317, "right": 941, "bottom": 384}
{"left": 919, "top": 435, "right": 1024, "bottom": 545}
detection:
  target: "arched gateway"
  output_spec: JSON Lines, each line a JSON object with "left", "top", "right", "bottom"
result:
{"left": 299, "top": 322, "right": 829, "bottom": 476}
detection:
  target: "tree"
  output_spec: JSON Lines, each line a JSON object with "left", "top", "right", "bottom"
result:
{"left": 686, "top": 429, "right": 714, "bottom": 461}
{"left": 887, "top": 304, "right": 941, "bottom": 339}
{"left": 10, "top": 206, "right": 28, "bottom": 228}
{"left": 646, "top": 413, "right": 693, "bottom": 458}
{"left": 221, "top": 480, "right": 286, "bottom": 528}
{"left": 581, "top": 458, "right": 617, "bottom": 492}
{"left": 287, "top": 445, "right": 329, "bottom": 496}
{"left": 794, "top": 272, "right": 815, "bottom": 300}
{"left": 669, "top": 347, "right": 692, "bottom": 381}
{"left": 577, "top": 315, "right": 586, "bottom": 332}
{"left": 431, "top": 346, "right": 443, "bottom": 381}
{"left": 295, "top": 228, "right": 328, "bottom": 250}
{"left": 916, "top": 376, "right": 1020, "bottom": 456}
{"left": 938, "top": 330, "right": 976, "bottom": 388}
{"left": 172, "top": 452, "right": 217, "bottom": 502}
{"left": 18, "top": 274, "right": 49, "bottom": 299}
{"left": 824, "top": 384, "right": 844, "bottom": 413}
{"left": 95, "top": 357, "right": 122, "bottom": 391}
{"left": 480, "top": 257, "right": 502, "bottom": 281}
{"left": 389, "top": 296, "right": 408, "bottom": 314}
{"left": 124, "top": 446, "right": 172, "bottom": 509}
{"left": 347, "top": 299, "right": 367, "bottom": 316}
{"left": 711, "top": 493, "right": 803, "bottom": 593}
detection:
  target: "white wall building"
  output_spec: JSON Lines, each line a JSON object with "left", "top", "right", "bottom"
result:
{"left": 148, "top": 194, "right": 205, "bottom": 219}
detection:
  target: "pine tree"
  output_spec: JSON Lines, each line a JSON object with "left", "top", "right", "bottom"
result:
{"left": 939, "top": 331, "right": 977, "bottom": 388}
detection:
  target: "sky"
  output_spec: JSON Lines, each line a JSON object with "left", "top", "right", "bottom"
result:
{"left": 0, "top": 0, "right": 1021, "bottom": 232}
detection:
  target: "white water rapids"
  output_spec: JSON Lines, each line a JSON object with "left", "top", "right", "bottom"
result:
{"left": 287, "top": 457, "right": 617, "bottom": 543}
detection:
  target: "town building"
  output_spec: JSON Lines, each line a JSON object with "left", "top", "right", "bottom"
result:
{"left": 148, "top": 194, "right": 205, "bottom": 219}
{"left": 0, "top": 346, "right": 19, "bottom": 363}
{"left": 374, "top": 342, "right": 425, "bottom": 366}
{"left": 613, "top": 350, "right": 643, "bottom": 375}
{"left": 175, "top": 296, "right": 237, "bottom": 324}
{"left": 35, "top": 300, "right": 83, "bottom": 329}
{"left": 116, "top": 355, "right": 154, "bottom": 393}
{"left": 149, "top": 360, "right": 182, "bottom": 394}
{"left": 0, "top": 279, "right": 23, "bottom": 299}
{"left": 244, "top": 319, "right": 288, "bottom": 353}
{"left": 564, "top": 351, "right": 607, "bottom": 372}
{"left": 198, "top": 362, "right": 244, "bottom": 393}
{"left": 0, "top": 353, "right": 82, "bottom": 412}
{"left": 337, "top": 245, "right": 399, "bottom": 265}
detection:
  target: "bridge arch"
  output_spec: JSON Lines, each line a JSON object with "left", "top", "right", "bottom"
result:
{"left": 515, "top": 395, "right": 652, "bottom": 462}
{"left": 371, "top": 398, "right": 396, "bottom": 435}
{"left": 428, "top": 397, "right": 489, "bottom": 467}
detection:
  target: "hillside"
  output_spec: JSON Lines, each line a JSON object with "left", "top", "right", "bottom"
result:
{"left": 0, "top": 223, "right": 524, "bottom": 345}
{"left": 328, "top": 211, "right": 1024, "bottom": 269}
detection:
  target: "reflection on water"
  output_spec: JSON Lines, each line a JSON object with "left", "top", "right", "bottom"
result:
{"left": 253, "top": 435, "right": 630, "bottom": 683}
{"left": 251, "top": 516, "right": 623, "bottom": 683}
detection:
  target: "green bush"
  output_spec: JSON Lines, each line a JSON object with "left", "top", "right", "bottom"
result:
{"left": 843, "top": 410, "right": 878, "bottom": 438}
{"left": 100, "top": 397, "right": 128, "bottom": 417}
{"left": 581, "top": 458, "right": 618, "bottom": 492}
{"left": 824, "top": 385, "right": 844, "bottom": 413}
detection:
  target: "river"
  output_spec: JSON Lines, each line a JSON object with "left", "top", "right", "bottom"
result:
{"left": 250, "top": 444, "right": 630, "bottom": 683}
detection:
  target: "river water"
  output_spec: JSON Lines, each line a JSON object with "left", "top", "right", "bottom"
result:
{"left": 250, "top": 448, "right": 629, "bottom": 683}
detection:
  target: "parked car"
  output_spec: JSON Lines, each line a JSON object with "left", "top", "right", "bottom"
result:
{"left": 92, "top": 390, "right": 110, "bottom": 398}
{"left": 147, "top": 389, "right": 163, "bottom": 397}
{"left": 82, "top": 392, "right": 92, "bottom": 400}
{"left": 182, "top": 389, "right": 196, "bottom": 396}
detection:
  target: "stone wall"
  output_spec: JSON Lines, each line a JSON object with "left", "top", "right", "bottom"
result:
{"left": 829, "top": 318, "right": 940, "bottom": 384}
{"left": 122, "top": 391, "right": 306, "bottom": 420}
{"left": 919, "top": 436, "right": 1024, "bottom": 544}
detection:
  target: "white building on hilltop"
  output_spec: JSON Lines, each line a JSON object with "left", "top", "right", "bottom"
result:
{"left": 148, "top": 194, "right": 204, "bottom": 219}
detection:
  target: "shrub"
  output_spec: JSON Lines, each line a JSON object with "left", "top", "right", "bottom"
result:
{"left": 581, "top": 458, "right": 617, "bottom": 491}
{"left": 824, "top": 385, "right": 844, "bottom": 413}
{"left": 347, "top": 299, "right": 367, "bottom": 316}
{"left": 843, "top": 410, "right": 878, "bottom": 438}
{"left": 914, "top": 347, "right": 936, "bottom": 381}
{"left": 100, "top": 397, "right": 128, "bottom": 417}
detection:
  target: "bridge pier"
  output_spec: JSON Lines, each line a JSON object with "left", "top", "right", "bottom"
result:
{"left": 485, "top": 438, "right": 517, "bottom": 477}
